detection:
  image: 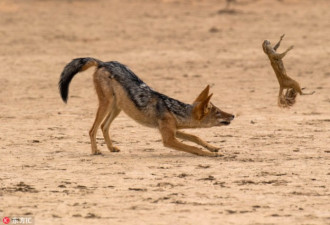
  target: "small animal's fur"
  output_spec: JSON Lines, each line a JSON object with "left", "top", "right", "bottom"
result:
{"left": 262, "top": 34, "right": 314, "bottom": 108}
{"left": 59, "top": 58, "right": 234, "bottom": 156}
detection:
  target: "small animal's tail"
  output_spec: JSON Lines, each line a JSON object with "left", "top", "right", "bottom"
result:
{"left": 301, "top": 88, "right": 315, "bottom": 96}
{"left": 59, "top": 57, "right": 103, "bottom": 103}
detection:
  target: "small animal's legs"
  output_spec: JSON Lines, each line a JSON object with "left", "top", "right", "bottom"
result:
{"left": 277, "top": 86, "right": 287, "bottom": 107}
{"left": 276, "top": 45, "right": 294, "bottom": 59}
{"left": 274, "top": 34, "right": 285, "bottom": 51}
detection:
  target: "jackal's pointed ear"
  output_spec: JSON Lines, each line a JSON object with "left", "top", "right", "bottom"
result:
{"left": 193, "top": 94, "right": 213, "bottom": 120}
{"left": 194, "top": 85, "right": 210, "bottom": 103}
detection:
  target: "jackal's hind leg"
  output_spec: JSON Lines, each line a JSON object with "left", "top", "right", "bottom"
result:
{"left": 89, "top": 100, "right": 112, "bottom": 155}
{"left": 101, "top": 105, "right": 121, "bottom": 152}
{"left": 176, "top": 131, "right": 220, "bottom": 152}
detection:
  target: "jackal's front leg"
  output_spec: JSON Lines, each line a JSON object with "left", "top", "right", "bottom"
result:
{"left": 176, "top": 131, "right": 220, "bottom": 152}
{"left": 158, "top": 117, "right": 218, "bottom": 157}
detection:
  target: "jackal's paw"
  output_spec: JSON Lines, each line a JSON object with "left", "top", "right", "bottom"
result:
{"left": 214, "top": 152, "right": 224, "bottom": 157}
{"left": 109, "top": 146, "right": 120, "bottom": 152}
{"left": 92, "top": 149, "right": 102, "bottom": 155}
{"left": 206, "top": 146, "right": 220, "bottom": 152}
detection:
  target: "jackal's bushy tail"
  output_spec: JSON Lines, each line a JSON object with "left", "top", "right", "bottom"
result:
{"left": 59, "top": 57, "right": 102, "bottom": 103}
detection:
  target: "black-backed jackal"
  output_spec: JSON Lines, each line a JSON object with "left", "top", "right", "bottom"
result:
{"left": 59, "top": 58, "right": 234, "bottom": 156}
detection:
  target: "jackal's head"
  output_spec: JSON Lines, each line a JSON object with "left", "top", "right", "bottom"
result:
{"left": 192, "top": 85, "right": 234, "bottom": 128}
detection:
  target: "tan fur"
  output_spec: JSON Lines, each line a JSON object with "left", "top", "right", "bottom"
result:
{"left": 263, "top": 34, "right": 314, "bottom": 108}
{"left": 81, "top": 60, "right": 99, "bottom": 72}
{"left": 60, "top": 60, "right": 234, "bottom": 157}
{"left": 92, "top": 70, "right": 233, "bottom": 156}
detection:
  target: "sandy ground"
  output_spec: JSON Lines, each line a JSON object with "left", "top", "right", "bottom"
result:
{"left": 0, "top": 0, "right": 329, "bottom": 224}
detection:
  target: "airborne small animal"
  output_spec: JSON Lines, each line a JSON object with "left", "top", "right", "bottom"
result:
{"left": 262, "top": 34, "right": 314, "bottom": 108}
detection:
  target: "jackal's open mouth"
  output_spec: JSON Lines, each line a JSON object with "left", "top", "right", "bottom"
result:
{"left": 220, "top": 121, "right": 231, "bottom": 125}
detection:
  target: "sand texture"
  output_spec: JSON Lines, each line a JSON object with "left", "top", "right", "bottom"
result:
{"left": 0, "top": 0, "right": 329, "bottom": 224}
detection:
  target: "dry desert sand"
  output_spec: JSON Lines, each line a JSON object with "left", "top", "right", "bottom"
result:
{"left": 0, "top": 0, "right": 329, "bottom": 224}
